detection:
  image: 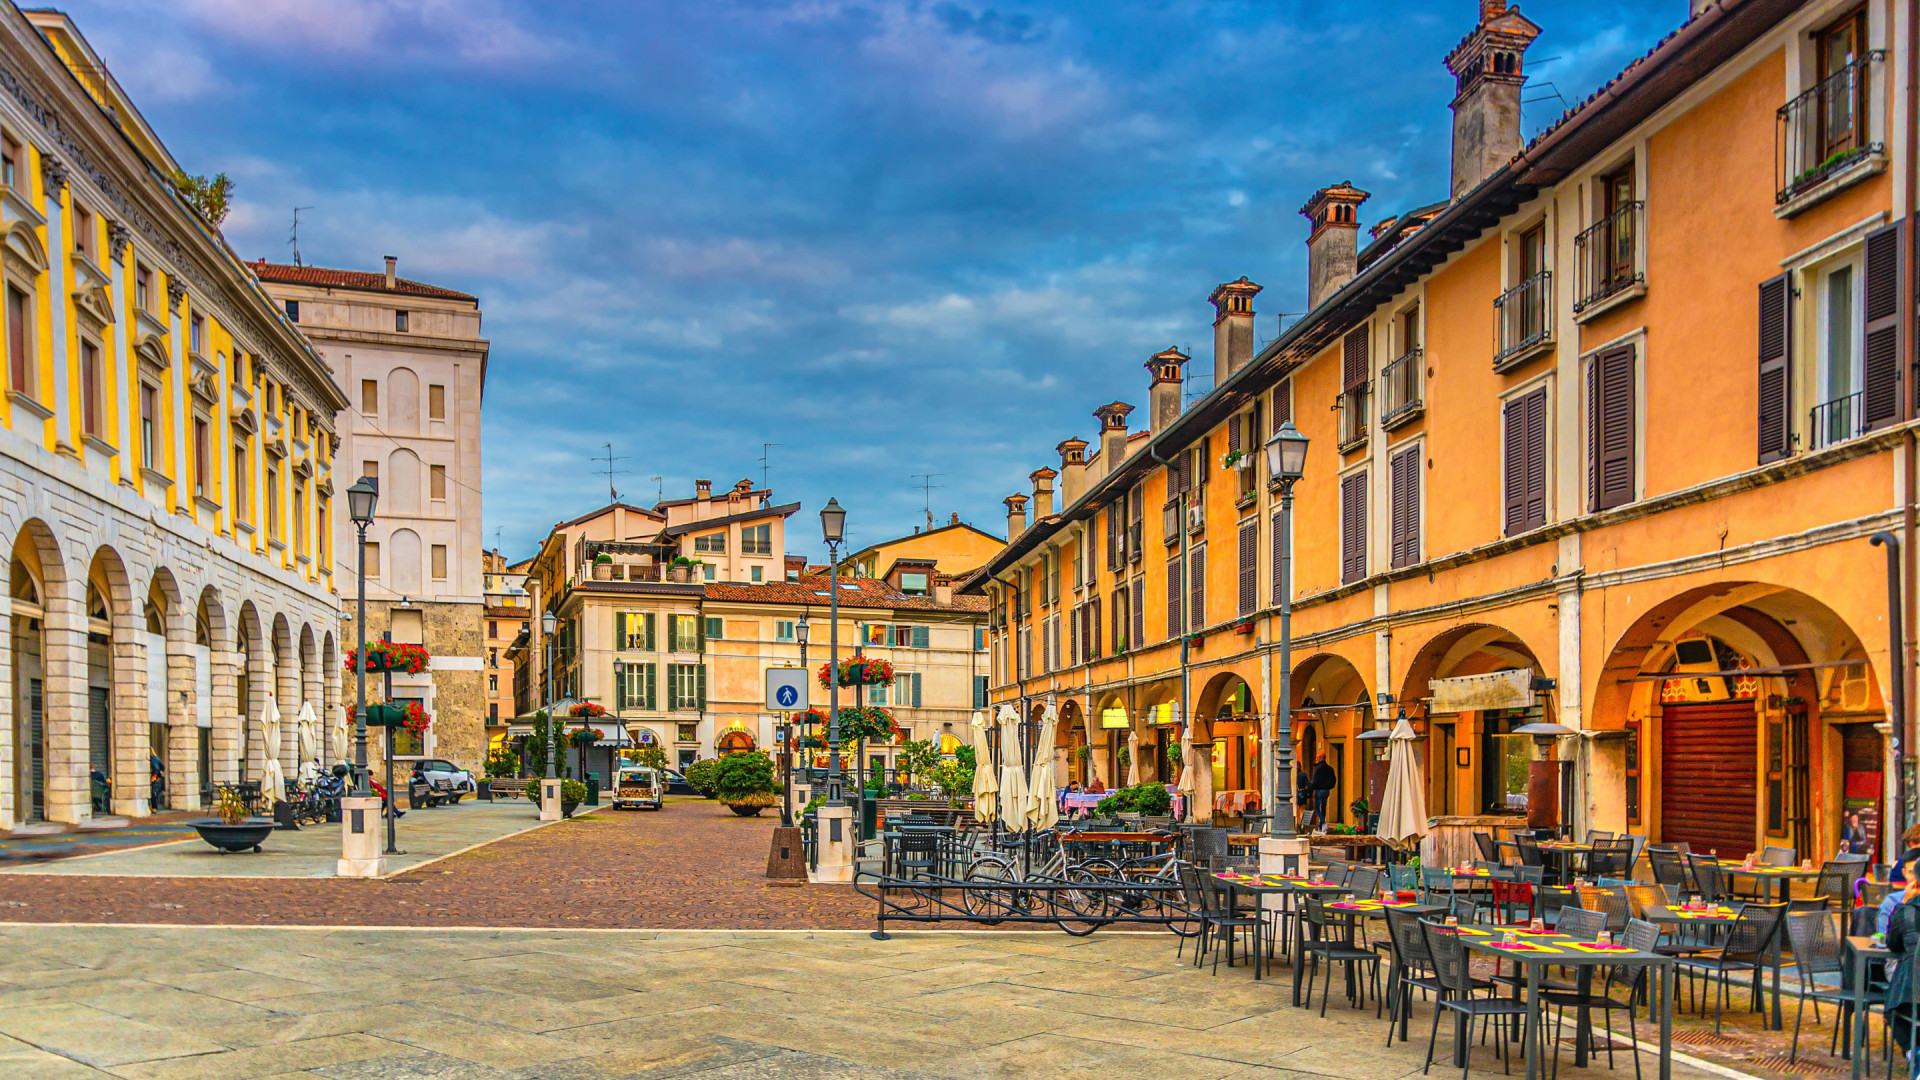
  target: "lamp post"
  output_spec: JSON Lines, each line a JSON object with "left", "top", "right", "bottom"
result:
{"left": 1263, "top": 420, "right": 1309, "bottom": 838}
{"left": 346, "top": 477, "right": 379, "bottom": 797}
{"left": 613, "top": 657, "right": 625, "bottom": 785}
{"left": 791, "top": 616, "right": 810, "bottom": 824}
{"left": 820, "top": 498, "right": 847, "bottom": 806}
{"left": 542, "top": 610, "right": 558, "bottom": 781}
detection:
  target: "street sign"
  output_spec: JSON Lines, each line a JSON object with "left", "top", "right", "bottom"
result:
{"left": 765, "top": 667, "right": 808, "bottom": 712}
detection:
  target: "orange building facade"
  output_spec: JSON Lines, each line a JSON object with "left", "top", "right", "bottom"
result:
{"left": 970, "top": 0, "right": 1920, "bottom": 860}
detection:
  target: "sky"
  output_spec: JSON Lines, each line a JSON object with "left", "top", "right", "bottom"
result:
{"left": 58, "top": 0, "right": 1682, "bottom": 563}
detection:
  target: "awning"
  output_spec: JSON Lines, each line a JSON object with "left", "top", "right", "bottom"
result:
{"left": 506, "top": 724, "right": 534, "bottom": 738}
{"left": 579, "top": 721, "right": 634, "bottom": 747}
{"left": 1429, "top": 669, "right": 1534, "bottom": 714}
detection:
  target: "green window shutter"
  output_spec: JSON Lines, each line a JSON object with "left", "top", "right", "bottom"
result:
{"left": 697, "top": 616, "right": 706, "bottom": 652}
{"left": 615, "top": 613, "right": 626, "bottom": 647}
{"left": 615, "top": 666, "right": 626, "bottom": 711}
{"left": 912, "top": 625, "right": 929, "bottom": 649}
{"left": 643, "top": 663, "right": 655, "bottom": 710}
{"left": 646, "top": 613, "right": 656, "bottom": 651}
{"left": 912, "top": 672, "right": 922, "bottom": 708}
{"left": 696, "top": 664, "right": 707, "bottom": 710}
{"left": 667, "top": 616, "right": 678, "bottom": 653}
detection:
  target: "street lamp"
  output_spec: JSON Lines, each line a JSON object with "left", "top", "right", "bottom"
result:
{"left": 796, "top": 615, "right": 811, "bottom": 786}
{"left": 346, "top": 476, "right": 378, "bottom": 797}
{"left": 820, "top": 499, "right": 846, "bottom": 806}
{"left": 1264, "top": 420, "right": 1308, "bottom": 838}
{"left": 542, "top": 610, "right": 558, "bottom": 781}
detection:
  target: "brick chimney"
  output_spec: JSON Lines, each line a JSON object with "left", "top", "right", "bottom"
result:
{"left": 1146, "top": 347, "right": 1189, "bottom": 435}
{"left": 384, "top": 255, "right": 397, "bottom": 290}
{"left": 1056, "top": 436, "right": 1089, "bottom": 506}
{"left": 1444, "top": 0, "right": 1541, "bottom": 198}
{"left": 1301, "top": 182, "right": 1370, "bottom": 309}
{"left": 1004, "top": 492, "right": 1030, "bottom": 538}
{"left": 1209, "top": 277, "right": 1262, "bottom": 386}
{"left": 1093, "top": 402, "right": 1134, "bottom": 471}
{"left": 1029, "top": 467, "right": 1058, "bottom": 519}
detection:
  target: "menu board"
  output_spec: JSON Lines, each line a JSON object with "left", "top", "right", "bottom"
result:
{"left": 1841, "top": 770, "right": 1883, "bottom": 857}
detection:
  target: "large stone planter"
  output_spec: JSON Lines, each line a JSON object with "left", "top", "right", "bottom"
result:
{"left": 592, "top": 562, "right": 612, "bottom": 580}
{"left": 726, "top": 802, "right": 768, "bottom": 817}
{"left": 188, "top": 818, "right": 275, "bottom": 854}
{"left": 562, "top": 799, "right": 581, "bottom": 817}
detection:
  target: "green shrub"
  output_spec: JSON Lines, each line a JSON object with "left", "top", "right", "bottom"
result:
{"left": 484, "top": 743, "right": 520, "bottom": 779}
{"left": 714, "top": 752, "right": 778, "bottom": 801}
{"left": 627, "top": 746, "right": 668, "bottom": 771}
{"left": 523, "top": 778, "right": 590, "bottom": 805}
{"left": 1124, "top": 783, "right": 1172, "bottom": 817}
{"left": 684, "top": 758, "right": 721, "bottom": 797}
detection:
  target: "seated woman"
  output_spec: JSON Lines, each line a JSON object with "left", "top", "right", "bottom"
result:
{"left": 1884, "top": 846, "right": 1920, "bottom": 1077}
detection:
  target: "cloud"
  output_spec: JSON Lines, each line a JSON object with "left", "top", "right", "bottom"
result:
{"left": 176, "top": 0, "right": 558, "bottom": 64}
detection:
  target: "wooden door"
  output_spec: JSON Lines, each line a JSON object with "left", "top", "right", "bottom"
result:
{"left": 1660, "top": 702, "right": 1758, "bottom": 857}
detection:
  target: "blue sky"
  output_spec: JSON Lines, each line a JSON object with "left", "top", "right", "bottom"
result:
{"left": 64, "top": 0, "right": 1679, "bottom": 562}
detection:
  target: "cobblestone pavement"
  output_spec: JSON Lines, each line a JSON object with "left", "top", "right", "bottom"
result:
{"left": 0, "top": 923, "right": 1729, "bottom": 1080}
{"left": 0, "top": 797, "right": 872, "bottom": 929}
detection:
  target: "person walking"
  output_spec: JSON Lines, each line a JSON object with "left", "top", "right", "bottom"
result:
{"left": 1310, "top": 752, "right": 1337, "bottom": 831}
{"left": 1295, "top": 761, "right": 1315, "bottom": 831}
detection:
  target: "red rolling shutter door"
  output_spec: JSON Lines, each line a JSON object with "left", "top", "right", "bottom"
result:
{"left": 1659, "top": 702, "right": 1758, "bottom": 857}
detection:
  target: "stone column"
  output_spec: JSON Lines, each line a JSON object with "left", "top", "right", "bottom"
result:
{"left": 0, "top": 606, "right": 15, "bottom": 831}
{"left": 40, "top": 589, "right": 89, "bottom": 823}
{"left": 209, "top": 647, "right": 240, "bottom": 785}
{"left": 276, "top": 642, "right": 299, "bottom": 772}
{"left": 246, "top": 644, "right": 272, "bottom": 780}
{"left": 110, "top": 623, "right": 149, "bottom": 816}
{"left": 166, "top": 621, "right": 200, "bottom": 810}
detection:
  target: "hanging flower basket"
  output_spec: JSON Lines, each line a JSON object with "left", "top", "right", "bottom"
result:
{"left": 794, "top": 707, "right": 829, "bottom": 727}
{"left": 570, "top": 725, "right": 600, "bottom": 748}
{"left": 401, "top": 701, "right": 431, "bottom": 738}
{"left": 345, "top": 642, "right": 430, "bottom": 675}
{"left": 798, "top": 734, "right": 827, "bottom": 750}
{"left": 570, "top": 702, "right": 608, "bottom": 719}
{"left": 818, "top": 657, "right": 894, "bottom": 688}
{"left": 836, "top": 705, "right": 899, "bottom": 743}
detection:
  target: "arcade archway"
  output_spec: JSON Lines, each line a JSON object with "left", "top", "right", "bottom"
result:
{"left": 1398, "top": 624, "right": 1548, "bottom": 820}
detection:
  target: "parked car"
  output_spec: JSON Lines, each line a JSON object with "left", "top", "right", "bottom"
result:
{"left": 411, "top": 759, "right": 476, "bottom": 805}
{"left": 661, "top": 768, "right": 693, "bottom": 795}
{"left": 614, "top": 766, "right": 666, "bottom": 810}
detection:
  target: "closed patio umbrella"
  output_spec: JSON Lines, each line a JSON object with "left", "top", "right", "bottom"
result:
{"left": 1175, "top": 726, "right": 1195, "bottom": 820}
{"left": 296, "top": 701, "right": 319, "bottom": 781}
{"left": 1028, "top": 702, "right": 1059, "bottom": 831}
{"left": 997, "top": 704, "right": 1030, "bottom": 830}
{"left": 969, "top": 710, "right": 998, "bottom": 823}
{"left": 1126, "top": 728, "right": 1141, "bottom": 788}
{"left": 1376, "top": 718, "right": 1429, "bottom": 842}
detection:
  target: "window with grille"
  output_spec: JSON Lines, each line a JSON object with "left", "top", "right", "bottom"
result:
{"left": 667, "top": 664, "right": 706, "bottom": 710}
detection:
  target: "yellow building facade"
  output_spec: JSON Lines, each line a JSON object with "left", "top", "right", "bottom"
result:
{"left": 974, "top": 0, "right": 1916, "bottom": 859}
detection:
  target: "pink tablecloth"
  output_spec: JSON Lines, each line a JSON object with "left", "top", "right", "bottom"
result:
{"left": 1214, "top": 790, "right": 1261, "bottom": 815}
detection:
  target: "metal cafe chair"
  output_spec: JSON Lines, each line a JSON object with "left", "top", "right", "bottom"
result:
{"left": 1761, "top": 845, "right": 1798, "bottom": 867}
{"left": 1543, "top": 918, "right": 1662, "bottom": 1080}
{"left": 1300, "top": 896, "right": 1379, "bottom": 1016}
{"left": 1783, "top": 910, "right": 1859, "bottom": 1065}
{"left": 1677, "top": 901, "right": 1787, "bottom": 1033}
{"left": 1421, "top": 917, "right": 1530, "bottom": 1078}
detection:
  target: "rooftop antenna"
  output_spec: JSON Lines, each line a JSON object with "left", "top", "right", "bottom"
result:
{"left": 288, "top": 206, "right": 314, "bottom": 267}
{"left": 591, "top": 443, "right": 631, "bottom": 502}
{"left": 650, "top": 474, "right": 664, "bottom": 502}
{"left": 759, "top": 442, "right": 781, "bottom": 492}
{"left": 911, "top": 473, "right": 944, "bottom": 531}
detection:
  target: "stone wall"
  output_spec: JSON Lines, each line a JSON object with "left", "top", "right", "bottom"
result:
{"left": 337, "top": 598, "right": 484, "bottom": 776}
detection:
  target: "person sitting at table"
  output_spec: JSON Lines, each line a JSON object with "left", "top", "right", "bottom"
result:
{"left": 1885, "top": 846, "right": 1920, "bottom": 1078}
{"left": 1875, "top": 825, "right": 1920, "bottom": 932}
{"left": 1087, "top": 776, "right": 1105, "bottom": 794}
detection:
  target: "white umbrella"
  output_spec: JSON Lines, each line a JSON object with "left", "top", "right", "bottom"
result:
{"left": 296, "top": 701, "right": 319, "bottom": 781}
{"left": 1175, "top": 726, "right": 1195, "bottom": 820}
{"left": 1376, "top": 718, "right": 1430, "bottom": 842}
{"left": 1126, "top": 728, "right": 1141, "bottom": 788}
{"left": 328, "top": 704, "right": 349, "bottom": 764}
{"left": 997, "top": 704, "right": 1030, "bottom": 830}
{"left": 969, "top": 710, "right": 998, "bottom": 823}
{"left": 260, "top": 694, "right": 286, "bottom": 806}
{"left": 1028, "top": 702, "right": 1059, "bottom": 831}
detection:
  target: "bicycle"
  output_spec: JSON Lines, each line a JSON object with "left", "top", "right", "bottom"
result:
{"left": 960, "top": 832, "right": 1113, "bottom": 935}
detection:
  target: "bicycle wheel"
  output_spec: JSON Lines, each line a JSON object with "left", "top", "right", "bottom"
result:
{"left": 963, "top": 858, "right": 1015, "bottom": 923}
{"left": 1054, "top": 867, "right": 1114, "bottom": 936}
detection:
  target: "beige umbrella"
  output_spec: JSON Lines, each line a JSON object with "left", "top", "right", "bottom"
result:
{"left": 1125, "top": 728, "right": 1141, "bottom": 788}
{"left": 969, "top": 710, "right": 998, "bottom": 823}
{"left": 328, "top": 704, "right": 349, "bottom": 764}
{"left": 1175, "top": 725, "right": 1196, "bottom": 820}
{"left": 997, "top": 704, "right": 1030, "bottom": 829}
{"left": 1028, "top": 702, "right": 1059, "bottom": 831}
{"left": 1376, "top": 718, "right": 1430, "bottom": 842}
{"left": 296, "top": 701, "right": 319, "bottom": 781}
{"left": 260, "top": 694, "right": 286, "bottom": 806}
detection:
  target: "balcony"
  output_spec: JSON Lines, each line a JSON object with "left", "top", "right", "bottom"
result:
{"left": 1493, "top": 271, "right": 1554, "bottom": 371}
{"left": 1776, "top": 52, "right": 1885, "bottom": 215}
{"left": 1379, "top": 347, "right": 1424, "bottom": 430}
{"left": 1337, "top": 387, "right": 1369, "bottom": 454}
{"left": 1573, "top": 201, "right": 1645, "bottom": 319}
{"left": 1809, "top": 391, "right": 1865, "bottom": 452}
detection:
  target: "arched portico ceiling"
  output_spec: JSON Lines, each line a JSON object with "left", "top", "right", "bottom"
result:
{"left": 1398, "top": 623, "right": 1545, "bottom": 710}
{"left": 1291, "top": 653, "right": 1370, "bottom": 712}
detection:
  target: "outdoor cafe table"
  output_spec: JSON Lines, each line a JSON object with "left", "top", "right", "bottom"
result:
{"left": 1536, "top": 840, "right": 1594, "bottom": 882}
{"left": 1845, "top": 934, "right": 1888, "bottom": 1080}
{"left": 1644, "top": 903, "right": 1787, "bottom": 1028}
{"left": 1449, "top": 924, "right": 1676, "bottom": 1080}
{"left": 1208, "top": 871, "right": 1350, "bottom": 987}
{"left": 1718, "top": 860, "right": 1823, "bottom": 905}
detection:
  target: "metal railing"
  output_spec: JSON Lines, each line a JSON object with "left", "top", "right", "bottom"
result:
{"left": 1493, "top": 271, "right": 1553, "bottom": 366}
{"left": 1574, "top": 201, "right": 1644, "bottom": 313}
{"left": 1338, "top": 386, "right": 1369, "bottom": 450}
{"left": 1380, "top": 347, "right": 1423, "bottom": 428}
{"left": 1809, "top": 390, "right": 1865, "bottom": 451}
{"left": 1776, "top": 52, "right": 1883, "bottom": 204}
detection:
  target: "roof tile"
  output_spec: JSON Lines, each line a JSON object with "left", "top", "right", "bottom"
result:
{"left": 251, "top": 260, "right": 476, "bottom": 301}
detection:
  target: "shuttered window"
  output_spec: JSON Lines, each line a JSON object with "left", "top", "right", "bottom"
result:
{"left": 1343, "top": 325, "right": 1370, "bottom": 390}
{"left": 1130, "top": 576, "right": 1145, "bottom": 648}
{"left": 1236, "top": 517, "right": 1257, "bottom": 615}
{"left": 1273, "top": 379, "right": 1292, "bottom": 431}
{"left": 1227, "top": 413, "right": 1241, "bottom": 455}
{"left": 1128, "top": 484, "right": 1143, "bottom": 561}
{"left": 1090, "top": 596, "right": 1101, "bottom": 658}
{"left": 1111, "top": 587, "right": 1126, "bottom": 651}
{"left": 1863, "top": 221, "right": 1903, "bottom": 431}
{"left": 1188, "top": 543, "right": 1206, "bottom": 631}
{"left": 1587, "top": 346, "right": 1635, "bottom": 511}
{"left": 1165, "top": 556, "right": 1182, "bottom": 637}
{"left": 1756, "top": 273, "right": 1793, "bottom": 462}
{"left": 1270, "top": 508, "right": 1286, "bottom": 605}
{"left": 1389, "top": 444, "right": 1421, "bottom": 569}
{"left": 1050, "top": 614, "right": 1060, "bottom": 671}
{"left": 1106, "top": 506, "right": 1119, "bottom": 570}
{"left": 1502, "top": 388, "right": 1548, "bottom": 534}
{"left": 1339, "top": 471, "right": 1367, "bottom": 584}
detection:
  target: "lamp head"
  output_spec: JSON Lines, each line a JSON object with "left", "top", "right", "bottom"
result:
{"left": 1264, "top": 420, "right": 1309, "bottom": 482}
{"left": 346, "top": 476, "right": 379, "bottom": 525}
{"left": 541, "top": 611, "right": 556, "bottom": 635}
{"left": 796, "top": 616, "right": 810, "bottom": 644}
{"left": 819, "top": 497, "right": 846, "bottom": 545}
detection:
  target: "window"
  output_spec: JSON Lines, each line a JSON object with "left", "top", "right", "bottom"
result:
{"left": 488, "top": 673, "right": 498, "bottom": 693}
{"left": 667, "top": 663, "right": 706, "bottom": 710}
{"left": 741, "top": 523, "right": 771, "bottom": 555}
{"left": 430, "top": 464, "right": 447, "bottom": 501}
{"left": 1187, "top": 544, "right": 1205, "bottom": 632}
{"left": 750, "top": 565, "right": 762, "bottom": 582}
{"left": 488, "top": 620, "right": 498, "bottom": 639}
{"left": 431, "top": 545, "right": 447, "bottom": 580}
{"left": 775, "top": 620, "right": 795, "bottom": 641}
{"left": 136, "top": 266, "right": 151, "bottom": 312}
{"left": 1577, "top": 163, "right": 1642, "bottom": 311}
{"left": 1339, "top": 470, "right": 1367, "bottom": 584}
{"left": 1496, "top": 223, "right": 1552, "bottom": 365}
{"left": 703, "top": 564, "right": 715, "bottom": 581}
{"left": 1, "top": 135, "right": 18, "bottom": 188}
{"left": 392, "top": 698, "right": 425, "bottom": 756}
{"left": 230, "top": 446, "right": 249, "bottom": 522}
{"left": 139, "top": 385, "right": 157, "bottom": 469}
{"left": 1587, "top": 347, "right": 1636, "bottom": 511}
{"left": 1339, "top": 324, "right": 1370, "bottom": 450}
{"left": 78, "top": 339, "right": 100, "bottom": 436}
{"left": 428, "top": 383, "right": 444, "bottom": 419}
{"left": 892, "top": 671, "right": 923, "bottom": 708}
{"left": 318, "top": 496, "right": 330, "bottom": 568}
{"left": 871, "top": 679, "right": 888, "bottom": 706}
{"left": 361, "top": 379, "right": 378, "bottom": 415}
{"left": 1165, "top": 555, "right": 1182, "bottom": 638}
{"left": 1235, "top": 516, "right": 1257, "bottom": 616}
{"left": 618, "top": 612, "right": 656, "bottom": 650}
{"left": 705, "top": 616, "right": 723, "bottom": 640}
{"left": 489, "top": 702, "right": 498, "bottom": 722}
{"left": 667, "top": 613, "right": 701, "bottom": 652}
{"left": 72, "top": 203, "right": 93, "bottom": 261}
{"left": 193, "top": 419, "right": 210, "bottom": 495}
{"left": 364, "top": 541, "right": 381, "bottom": 577}
{"left": 189, "top": 314, "right": 204, "bottom": 356}
{"left": 265, "top": 465, "right": 281, "bottom": 541}
{"left": 395, "top": 310, "right": 409, "bottom": 333}
{"left": 975, "top": 627, "right": 987, "bottom": 651}
{"left": 362, "top": 460, "right": 377, "bottom": 482}
{"left": 1502, "top": 387, "right": 1548, "bottom": 533}
{"left": 694, "top": 532, "right": 726, "bottom": 554}
{"left": 974, "top": 674, "right": 989, "bottom": 708}
{"left": 1781, "top": 10, "right": 1876, "bottom": 203}
{"left": 619, "top": 662, "right": 657, "bottom": 710}
{"left": 284, "top": 299, "right": 299, "bottom": 322}
{"left": 1389, "top": 444, "right": 1421, "bottom": 568}
{"left": 7, "top": 284, "right": 30, "bottom": 395}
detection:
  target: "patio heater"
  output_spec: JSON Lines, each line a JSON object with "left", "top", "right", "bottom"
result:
{"left": 1513, "top": 679, "right": 1573, "bottom": 835}
{"left": 1263, "top": 420, "right": 1309, "bottom": 837}
{"left": 820, "top": 498, "right": 847, "bottom": 806}
{"left": 346, "top": 476, "right": 378, "bottom": 797}
{"left": 1355, "top": 692, "right": 1396, "bottom": 823}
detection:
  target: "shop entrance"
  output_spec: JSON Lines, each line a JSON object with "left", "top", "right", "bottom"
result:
{"left": 1660, "top": 701, "right": 1758, "bottom": 857}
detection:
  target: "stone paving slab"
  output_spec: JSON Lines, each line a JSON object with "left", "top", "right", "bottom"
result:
{"left": 0, "top": 924, "right": 1732, "bottom": 1080}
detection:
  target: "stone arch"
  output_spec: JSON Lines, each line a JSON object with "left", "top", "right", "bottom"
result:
{"left": 1394, "top": 624, "right": 1544, "bottom": 823}
{"left": 389, "top": 528, "right": 423, "bottom": 594}
{"left": 1288, "top": 652, "right": 1372, "bottom": 826}
{"left": 298, "top": 622, "right": 319, "bottom": 776}
{"left": 145, "top": 567, "right": 197, "bottom": 809}
{"left": 272, "top": 613, "right": 297, "bottom": 772}
{"left": 716, "top": 728, "right": 756, "bottom": 754}
{"left": 86, "top": 545, "right": 146, "bottom": 816}
{"left": 7, "top": 518, "right": 68, "bottom": 825}
{"left": 1193, "top": 669, "right": 1258, "bottom": 805}
{"left": 387, "top": 448, "right": 421, "bottom": 515}
{"left": 235, "top": 601, "right": 267, "bottom": 781}
{"left": 389, "top": 366, "right": 420, "bottom": 433}
{"left": 197, "top": 585, "right": 236, "bottom": 786}
{"left": 1055, "top": 698, "right": 1087, "bottom": 787}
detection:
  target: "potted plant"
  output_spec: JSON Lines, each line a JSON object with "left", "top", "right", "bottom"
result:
{"left": 524, "top": 777, "right": 590, "bottom": 816}
{"left": 818, "top": 656, "right": 894, "bottom": 688}
{"left": 669, "top": 555, "right": 696, "bottom": 583}
{"left": 684, "top": 757, "right": 721, "bottom": 798}
{"left": 570, "top": 702, "right": 608, "bottom": 719}
{"left": 593, "top": 552, "right": 613, "bottom": 580}
{"left": 343, "top": 642, "right": 431, "bottom": 675}
{"left": 189, "top": 786, "right": 274, "bottom": 853}
{"left": 1117, "top": 745, "right": 1131, "bottom": 774}
{"left": 570, "top": 726, "right": 600, "bottom": 749}
{"left": 1233, "top": 617, "right": 1255, "bottom": 636}
{"left": 715, "top": 751, "right": 780, "bottom": 817}
{"left": 1165, "top": 742, "right": 1182, "bottom": 771}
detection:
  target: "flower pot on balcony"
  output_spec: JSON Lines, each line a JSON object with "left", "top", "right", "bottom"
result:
{"left": 593, "top": 563, "right": 612, "bottom": 580}
{"left": 670, "top": 566, "right": 690, "bottom": 583}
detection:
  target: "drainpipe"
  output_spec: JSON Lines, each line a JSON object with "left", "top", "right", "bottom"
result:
{"left": 1148, "top": 442, "right": 1194, "bottom": 822}
{"left": 1903, "top": 0, "right": 1918, "bottom": 858}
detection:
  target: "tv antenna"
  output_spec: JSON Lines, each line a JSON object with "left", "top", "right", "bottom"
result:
{"left": 288, "top": 206, "right": 314, "bottom": 267}
{"left": 591, "top": 443, "right": 631, "bottom": 501}
{"left": 759, "top": 442, "right": 781, "bottom": 492}
{"left": 650, "top": 474, "right": 664, "bottom": 502}
{"left": 910, "top": 473, "right": 944, "bottom": 530}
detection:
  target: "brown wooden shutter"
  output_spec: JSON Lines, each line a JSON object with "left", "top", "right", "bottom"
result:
{"left": 1130, "top": 576, "right": 1144, "bottom": 646}
{"left": 1590, "top": 347, "right": 1635, "bottom": 511}
{"left": 1756, "top": 273, "right": 1793, "bottom": 462}
{"left": 1340, "top": 470, "right": 1367, "bottom": 584}
{"left": 1188, "top": 544, "right": 1206, "bottom": 631}
{"left": 1105, "top": 506, "right": 1118, "bottom": 570}
{"left": 1863, "top": 221, "right": 1903, "bottom": 431}
{"left": 1270, "top": 508, "right": 1285, "bottom": 605}
{"left": 1227, "top": 413, "right": 1242, "bottom": 455}
{"left": 1166, "top": 557, "right": 1182, "bottom": 637}
{"left": 1389, "top": 445, "right": 1420, "bottom": 568}
{"left": 1504, "top": 389, "right": 1547, "bottom": 533}
{"left": 1090, "top": 596, "right": 1100, "bottom": 658}
{"left": 1343, "top": 326, "right": 1369, "bottom": 391}
{"left": 1237, "top": 517, "right": 1257, "bottom": 615}
{"left": 1273, "top": 380, "right": 1292, "bottom": 430}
